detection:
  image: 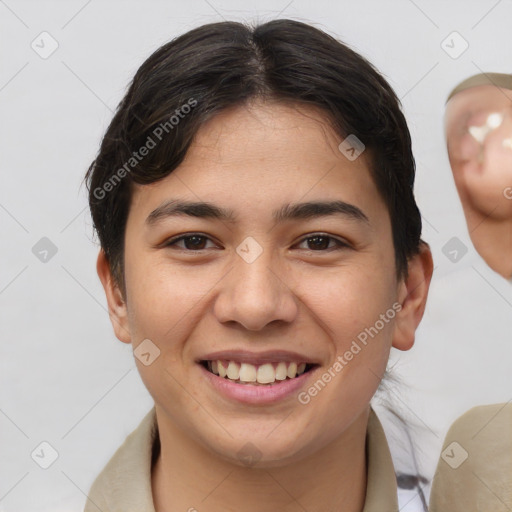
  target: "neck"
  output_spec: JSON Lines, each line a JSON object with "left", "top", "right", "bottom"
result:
{"left": 467, "top": 211, "right": 512, "bottom": 279}
{"left": 151, "top": 408, "right": 369, "bottom": 512}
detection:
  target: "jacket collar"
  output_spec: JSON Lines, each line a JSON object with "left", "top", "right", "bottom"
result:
{"left": 85, "top": 407, "right": 398, "bottom": 511}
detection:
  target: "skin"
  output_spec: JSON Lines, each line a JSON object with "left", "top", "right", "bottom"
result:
{"left": 445, "top": 85, "right": 512, "bottom": 279}
{"left": 98, "top": 100, "right": 433, "bottom": 512}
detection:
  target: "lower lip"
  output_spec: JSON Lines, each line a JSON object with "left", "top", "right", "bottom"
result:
{"left": 199, "top": 364, "right": 316, "bottom": 405}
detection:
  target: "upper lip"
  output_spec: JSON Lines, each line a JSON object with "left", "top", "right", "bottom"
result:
{"left": 198, "top": 350, "right": 320, "bottom": 366}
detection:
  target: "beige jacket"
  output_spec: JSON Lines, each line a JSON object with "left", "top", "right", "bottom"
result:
{"left": 84, "top": 407, "right": 400, "bottom": 512}
{"left": 429, "top": 402, "right": 512, "bottom": 511}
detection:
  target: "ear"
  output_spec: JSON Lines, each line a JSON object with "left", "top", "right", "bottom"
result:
{"left": 392, "top": 242, "right": 433, "bottom": 351}
{"left": 96, "top": 249, "right": 132, "bottom": 344}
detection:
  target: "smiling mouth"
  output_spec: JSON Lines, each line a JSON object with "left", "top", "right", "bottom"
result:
{"left": 200, "top": 360, "right": 316, "bottom": 385}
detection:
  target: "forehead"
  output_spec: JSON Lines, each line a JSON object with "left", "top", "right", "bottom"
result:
{"left": 129, "top": 100, "right": 388, "bottom": 227}
{"left": 191, "top": 100, "right": 360, "bottom": 167}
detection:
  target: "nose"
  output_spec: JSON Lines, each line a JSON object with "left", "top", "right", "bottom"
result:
{"left": 213, "top": 245, "right": 299, "bottom": 331}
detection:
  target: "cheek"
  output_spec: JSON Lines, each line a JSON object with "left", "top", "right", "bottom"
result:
{"left": 123, "top": 260, "right": 204, "bottom": 404}
{"left": 295, "top": 277, "right": 397, "bottom": 452}
{"left": 124, "top": 257, "right": 207, "bottom": 338}
{"left": 300, "top": 261, "right": 398, "bottom": 351}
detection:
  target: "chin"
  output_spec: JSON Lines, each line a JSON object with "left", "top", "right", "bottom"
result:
{"left": 206, "top": 430, "right": 312, "bottom": 469}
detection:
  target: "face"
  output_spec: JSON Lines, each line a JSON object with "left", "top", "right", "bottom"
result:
{"left": 445, "top": 85, "right": 512, "bottom": 222}
{"left": 100, "top": 101, "right": 428, "bottom": 467}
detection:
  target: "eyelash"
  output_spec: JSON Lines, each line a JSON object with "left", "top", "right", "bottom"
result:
{"left": 163, "top": 233, "right": 351, "bottom": 253}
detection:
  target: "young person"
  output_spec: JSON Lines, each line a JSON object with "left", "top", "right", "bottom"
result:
{"left": 83, "top": 19, "right": 433, "bottom": 512}
{"left": 444, "top": 72, "right": 512, "bottom": 281}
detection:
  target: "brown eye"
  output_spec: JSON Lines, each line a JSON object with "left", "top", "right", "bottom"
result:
{"left": 297, "top": 234, "right": 349, "bottom": 251}
{"left": 306, "top": 235, "right": 330, "bottom": 250}
{"left": 165, "top": 234, "right": 216, "bottom": 251}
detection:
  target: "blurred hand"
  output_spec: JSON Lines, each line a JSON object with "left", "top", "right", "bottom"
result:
{"left": 463, "top": 107, "right": 512, "bottom": 217}
{"left": 446, "top": 87, "right": 512, "bottom": 219}
{"left": 445, "top": 84, "right": 512, "bottom": 279}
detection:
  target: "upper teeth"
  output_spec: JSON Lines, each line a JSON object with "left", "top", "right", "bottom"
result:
{"left": 208, "top": 360, "right": 307, "bottom": 384}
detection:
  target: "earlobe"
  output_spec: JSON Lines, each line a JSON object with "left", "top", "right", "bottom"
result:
{"left": 392, "top": 242, "right": 434, "bottom": 351}
{"left": 96, "top": 250, "right": 132, "bottom": 344}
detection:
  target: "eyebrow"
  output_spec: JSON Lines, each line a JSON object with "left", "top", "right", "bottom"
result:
{"left": 145, "top": 199, "right": 370, "bottom": 226}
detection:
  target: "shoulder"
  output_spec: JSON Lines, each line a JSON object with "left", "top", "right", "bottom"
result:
{"left": 429, "top": 403, "right": 512, "bottom": 511}
{"left": 446, "top": 402, "right": 511, "bottom": 436}
{"left": 83, "top": 408, "right": 158, "bottom": 512}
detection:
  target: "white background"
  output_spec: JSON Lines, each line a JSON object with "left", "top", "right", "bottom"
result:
{"left": 1, "top": 0, "right": 511, "bottom": 510}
